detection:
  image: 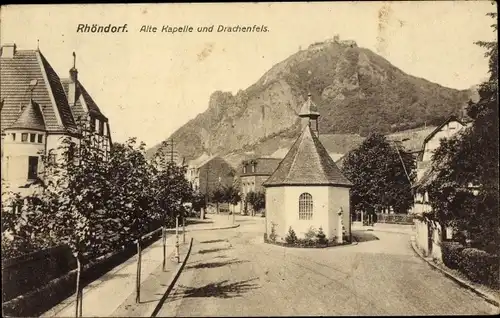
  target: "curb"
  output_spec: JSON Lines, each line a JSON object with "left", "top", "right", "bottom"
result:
{"left": 172, "top": 223, "right": 240, "bottom": 232}
{"left": 150, "top": 238, "right": 193, "bottom": 317}
{"left": 409, "top": 237, "right": 499, "bottom": 307}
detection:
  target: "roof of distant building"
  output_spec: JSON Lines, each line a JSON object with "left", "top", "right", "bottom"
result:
{"left": 240, "top": 157, "right": 282, "bottom": 176}
{"left": 264, "top": 125, "right": 352, "bottom": 187}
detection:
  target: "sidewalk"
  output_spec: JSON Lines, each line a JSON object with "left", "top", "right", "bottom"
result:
{"left": 410, "top": 236, "right": 499, "bottom": 307}
{"left": 352, "top": 223, "right": 414, "bottom": 235}
{"left": 42, "top": 216, "right": 236, "bottom": 317}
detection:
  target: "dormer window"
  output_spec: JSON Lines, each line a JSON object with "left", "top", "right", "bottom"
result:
{"left": 243, "top": 165, "right": 247, "bottom": 174}
{"left": 251, "top": 164, "right": 255, "bottom": 173}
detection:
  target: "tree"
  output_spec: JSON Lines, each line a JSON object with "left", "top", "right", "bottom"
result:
{"left": 107, "top": 138, "right": 156, "bottom": 244}
{"left": 423, "top": 9, "right": 498, "bottom": 253}
{"left": 245, "top": 191, "right": 265, "bottom": 216}
{"left": 151, "top": 140, "right": 193, "bottom": 227}
{"left": 341, "top": 133, "right": 416, "bottom": 215}
{"left": 211, "top": 187, "right": 225, "bottom": 214}
{"left": 191, "top": 190, "right": 207, "bottom": 213}
{"left": 222, "top": 184, "right": 241, "bottom": 214}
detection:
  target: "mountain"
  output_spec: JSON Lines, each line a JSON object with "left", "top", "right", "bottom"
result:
{"left": 146, "top": 38, "right": 475, "bottom": 165}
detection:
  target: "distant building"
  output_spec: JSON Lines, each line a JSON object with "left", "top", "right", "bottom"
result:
{"left": 186, "top": 153, "right": 235, "bottom": 194}
{"left": 412, "top": 116, "right": 469, "bottom": 259}
{"left": 263, "top": 94, "right": 352, "bottom": 242}
{"left": 239, "top": 157, "right": 281, "bottom": 195}
{"left": 238, "top": 157, "right": 281, "bottom": 214}
{"left": 412, "top": 116, "right": 467, "bottom": 215}
{"left": 1, "top": 44, "right": 111, "bottom": 195}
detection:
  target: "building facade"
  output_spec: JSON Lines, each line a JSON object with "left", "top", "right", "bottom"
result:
{"left": 1, "top": 44, "right": 112, "bottom": 195}
{"left": 263, "top": 94, "right": 352, "bottom": 242}
{"left": 239, "top": 157, "right": 281, "bottom": 215}
{"left": 186, "top": 154, "right": 235, "bottom": 194}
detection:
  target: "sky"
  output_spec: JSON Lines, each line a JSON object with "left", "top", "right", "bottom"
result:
{"left": 1, "top": 2, "right": 496, "bottom": 147}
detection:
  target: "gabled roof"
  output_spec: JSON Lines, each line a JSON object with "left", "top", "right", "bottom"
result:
{"left": 8, "top": 99, "right": 46, "bottom": 131}
{"left": 417, "top": 116, "right": 466, "bottom": 161}
{"left": 422, "top": 116, "right": 465, "bottom": 145}
{"left": 240, "top": 157, "right": 282, "bottom": 176}
{"left": 61, "top": 79, "right": 108, "bottom": 122}
{"left": 1, "top": 49, "right": 77, "bottom": 133}
{"left": 188, "top": 153, "right": 217, "bottom": 168}
{"left": 264, "top": 125, "right": 352, "bottom": 187}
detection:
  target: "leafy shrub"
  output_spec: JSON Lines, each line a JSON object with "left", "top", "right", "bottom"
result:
{"left": 285, "top": 227, "right": 298, "bottom": 244}
{"left": 459, "top": 248, "right": 499, "bottom": 288}
{"left": 441, "top": 241, "right": 464, "bottom": 269}
{"left": 316, "top": 227, "right": 328, "bottom": 245}
{"left": 269, "top": 222, "right": 277, "bottom": 242}
{"left": 301, "top": 227, "right": 317, "bottom": 246}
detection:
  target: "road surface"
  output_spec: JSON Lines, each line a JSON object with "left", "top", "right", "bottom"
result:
{"left": 157, "top": 216, "right": 498, "bottom": 316}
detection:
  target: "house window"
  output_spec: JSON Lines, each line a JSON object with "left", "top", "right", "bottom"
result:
{"left": 37, "top": 134, "right": 43, "bottom": 143}
{"left": 28, "top": 156, "right": 39, "bottom": 180}
{"left": 243, "top": 166, "right": 247, "bottom": 174}
{"left": 251, "top": 164, "right": 255, "bottom": 173}
{"left": 30, "top": 133, "right": 36, "bottom": 143}
{"left": 90, "top": 117, "right": 96, "bottom": 132}
{"left": 21, "top": 133, "right": 28, "bottom": 142}
{"left": 12, "top": 133, "right": 16, "bottom": 141}
{"left": 99, "top": 120, "right": 104, "bottom": 135}
{"left": 299, "top": 193, "right": 313, "bottom": 220}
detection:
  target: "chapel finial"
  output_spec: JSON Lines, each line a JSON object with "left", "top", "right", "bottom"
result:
{"left": 72, "top": 51, "right": 76, "bottom": 69}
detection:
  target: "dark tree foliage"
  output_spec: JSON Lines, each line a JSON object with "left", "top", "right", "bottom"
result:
{"left": 423, "top": 10, "right": 498, "bottom": 254}
{"left": 341, "top": 133, "right": 416, "bottom": 215}
{"left": 2, "top": 126, "right": 193, "bottom": 260}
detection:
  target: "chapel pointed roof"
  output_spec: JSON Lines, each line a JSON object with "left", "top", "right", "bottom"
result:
{"left": 299, "top": 93, "right": 320, "bottom": 118}
{"left": 8, "top": 99, "right": 46, "bottom": 131}
{"left": 263, "top": 125, "right": 352, "bottom": 187}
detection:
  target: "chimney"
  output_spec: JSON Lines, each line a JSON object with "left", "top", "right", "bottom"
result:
{"left": 68, "top": 52, "right": 78, "bottom": 106}
{"left": 1, "top": 44, "right": 17, "bottom": 58}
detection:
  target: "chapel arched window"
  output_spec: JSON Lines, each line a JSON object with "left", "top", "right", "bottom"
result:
{"left": 299, "top": 193, "right": 313, "bottom": 220}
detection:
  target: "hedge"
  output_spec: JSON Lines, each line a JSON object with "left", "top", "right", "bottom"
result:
{"left": 2, "top": 229, "right": 163, "bottom": 317}
{"left": 458, "top": 248, "right": 499, "bottom": 288}
{"left": 264, "top": 234, "right": 351, "bottom": 249}
{"left": 441, "top": 241, "right": 465, "bottom": 269}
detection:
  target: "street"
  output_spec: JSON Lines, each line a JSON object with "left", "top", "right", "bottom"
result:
{"left": 157, "top": 216, "right": 498, "bottom": 316}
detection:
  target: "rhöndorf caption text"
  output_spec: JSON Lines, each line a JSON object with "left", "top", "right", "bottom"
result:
{"left": 76, "top": 24, "right": 270, "bottom": 34}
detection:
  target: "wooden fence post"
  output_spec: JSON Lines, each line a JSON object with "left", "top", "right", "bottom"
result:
{"left": 74, "top": 252, "right": 81, "bottom": 318}
{"left": 136, "top": 240, "right": 141, "bottom": 303}
{"left": 183, "top": 217, "right": 186, "bottom": 244}
{"left": 162, "top": 226, "right": 166, "bottom": 271}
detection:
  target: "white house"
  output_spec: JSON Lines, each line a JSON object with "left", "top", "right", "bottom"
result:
{"left": 1, "top": 44, "right": 112, "bottom": 196}
{"left": 412, "top": 116, "right": 468, "bottom": 259}
{"left": 263, "top": 94, "right": 352, "bottom": 242}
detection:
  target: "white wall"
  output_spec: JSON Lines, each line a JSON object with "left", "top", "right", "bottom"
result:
{"left": 2, "top": 130, "right": 46, "bottom": 187}
{"left": 328, "top": 186, "right": 351, "bottom": 239}
{"left": 265, "top": 187, "right": 286, "bottom": 240}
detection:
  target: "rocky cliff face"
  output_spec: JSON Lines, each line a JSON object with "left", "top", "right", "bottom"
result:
{"left": 147, "top": 39, "right": 473, "bottom": 163}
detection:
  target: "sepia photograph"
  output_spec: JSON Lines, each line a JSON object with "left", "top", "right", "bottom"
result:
{"left": 1, "top": 1, "right": 498, "bottom": 317}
